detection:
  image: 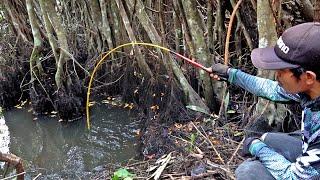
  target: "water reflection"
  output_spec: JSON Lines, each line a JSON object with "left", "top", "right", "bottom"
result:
{"left": 2, "top": 103, "right": 140, "bottom": 179}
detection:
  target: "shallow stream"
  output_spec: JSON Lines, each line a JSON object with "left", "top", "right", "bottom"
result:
{"left": 1, "top": 103, "right": 141, "bottom": 179}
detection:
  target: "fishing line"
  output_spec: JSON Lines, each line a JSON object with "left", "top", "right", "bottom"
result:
{"left": 86, "top": 42, "right": 210, "bottom": 129}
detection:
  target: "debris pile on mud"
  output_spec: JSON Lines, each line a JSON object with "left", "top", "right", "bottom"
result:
{"left": 93, "top": 117, "right": 245, "bottom": 180}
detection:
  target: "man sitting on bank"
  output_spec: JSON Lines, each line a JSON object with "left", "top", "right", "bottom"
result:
{"left": 209, "top": 22, "right": 320, "bottom": 179}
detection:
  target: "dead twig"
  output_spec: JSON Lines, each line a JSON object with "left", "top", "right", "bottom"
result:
{"left": 190, "top": 122, "right": 225, "bottom": 165}
{"left": 227, "top": 137, "right": 245, "bottom": 165}
{"left": 0, "top": 172, "right": 25, "bottom": 180}
{"left": 32, "top": 173, "right": 42, "bottom": 180}
{"left": 150, "top": 152, "right": 172, "bottom": 180}
{"left": 207, "top": 160, "right": 236, "bottom": 180}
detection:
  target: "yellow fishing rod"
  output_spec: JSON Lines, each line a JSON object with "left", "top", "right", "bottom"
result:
{"left": 86, "top": 42, "right": 211, "bottom": 129}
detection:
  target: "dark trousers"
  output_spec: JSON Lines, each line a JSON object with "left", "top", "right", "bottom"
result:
{"left": 235, "top": 132, "right": 302, "bottom": 180}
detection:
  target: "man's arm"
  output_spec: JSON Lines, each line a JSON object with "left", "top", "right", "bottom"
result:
{"left": 228, "top": 69, "right": 300, "bottom": 102}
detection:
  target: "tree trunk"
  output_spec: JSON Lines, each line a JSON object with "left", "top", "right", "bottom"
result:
{"left": 26, "top": 0, "right": 44, "bottom": 80}
{"left": 315, "top": 0, "right": 320, "bottom": 22}
{"left": 207, "top": 0, "right": 215, "bottom": 53}
{"left": 126, "top": 0, "right": 209, "bottom": 112}
{"left": 43, "top": 0, "right": 71, "bottom": 89}
{"left": 301, "top": 0, "right": 314, "bottom": 21}
{"left": 4, "top": 0, "right": 31, "bottom": 43}
{"left": 99, "top": 0, "right": 114, "bottom": 49}
{"left": 115, "top": 0, "right": 153, "bottom": 79}
{"left": 230, "top": 0, "right": 253, "bottom": 51}
{"left": 173, "top": 0, "right": 195, "bottom": 54}
{"left": 181, "top": 0, "right": 220, "bottom": 111}
{"left": 214, "top": 0, "right": 226, "bottom": 55}
{"left": 110, "top": 1, "right": 122, "bottom": 46}
{"left": 89, "top": 0, "right": 103, "bottom": 52}
{"left": 158, "top": 0, "right": 165, "bottom": 43}
{"left": 173, "top": 7, "right": 183, "bottom": 53}
{"left": 255, "top": 0, "right": 287, "bottom": 125}
{"left": 39, "top": 0, "right": 59, "bottom": 65}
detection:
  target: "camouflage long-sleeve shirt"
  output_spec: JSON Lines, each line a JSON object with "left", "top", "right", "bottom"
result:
{"left": 229, "top": 69, "right": 320, "bottom": 179}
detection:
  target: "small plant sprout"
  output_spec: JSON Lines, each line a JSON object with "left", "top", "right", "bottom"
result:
{"left": 112, "top": 168, "right": 135, "bottom": 180}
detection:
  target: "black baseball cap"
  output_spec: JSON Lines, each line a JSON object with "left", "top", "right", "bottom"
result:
{"left": 251, "top": 22, "right": 320, "bottom": 70}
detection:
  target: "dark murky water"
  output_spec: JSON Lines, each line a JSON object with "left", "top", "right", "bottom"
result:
{"left": 1, "top": 103, "right": 141, "bottom": 179}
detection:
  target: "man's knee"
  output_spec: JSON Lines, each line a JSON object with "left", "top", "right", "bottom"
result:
{"left": 260, "top": 132, "right": 302, "bottom": 162}
{"left": 236, "top": 160, "right": 275, "bottom": 180}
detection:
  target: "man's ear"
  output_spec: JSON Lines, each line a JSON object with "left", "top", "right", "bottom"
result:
{"left": 305, "top": 71, "right": 317, "bottom": 85}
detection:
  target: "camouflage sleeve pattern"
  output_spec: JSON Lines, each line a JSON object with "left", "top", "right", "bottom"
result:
{"left": 228, "top": 69, "right": 300, "bottom": 102}
{"left": 250, "top": 141, "right": 320, "bottom": 179}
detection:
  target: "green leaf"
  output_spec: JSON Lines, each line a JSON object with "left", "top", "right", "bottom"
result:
{"left": 112, "top": 175, "right": 120, "bottom": 180}
{"left": 227, "top": 110, "right": 236, "bottom": 114}
{"left": 190, "top": 133, "right": 197, "bottom": 143}
{"left": 113, "top": 168, "right": 134, "bottom": 179}
{"left": 234, "top": 131, "right": 244, "bottom": 137}
{"left": 186, "top": 105, "right": 210, "bottom": 115}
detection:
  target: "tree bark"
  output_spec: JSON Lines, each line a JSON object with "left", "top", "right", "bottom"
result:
{"left": 314, "top": 0, "right": 320, "bottom": 22}
{"left": 0, "top": 152, "right": 24, "bottom": 180}
{"left": 26, "top": 0, "right": 44, "bottom": 80}
{"left": 4, "top": 0, "right": 30, "bottom": 43}
{"left": 110, "top": 1, "right": 122, "bottom": 46}
{"left": 39, "top": 0, "right": 59, "bottom": 65}
{"left": 43, "top": 0, "right": 71, "bottom": 89}
{"left": 181, "top": 0, "right": 219, "bottom": 111}
{"left": 115, "top": 0, "right": 153, "bottom": 79}
{"left": 173, "top": 0, "right": 195, "bottom": 54}
{"left": 89, "top": 0, "right": 103, "bottom": 52}
{"left": 173, "top": 7, "right": 183, "bottom": 53}
{"left": 158, "top": 0, "right": 165, "bottom": 43}
{"left": 255, "top": 0, "right": 287, "bottom": 125}
{"left": 207, "top": 0, "right": 215, "bottom": 53}
{"left": 301, "top": 0, "right": 314, "bottom": 21}
{"left": 230, "top": 0, "right": 253, "bottom": 51}
{"left": 126, "top": 0, "right": 210, "bottom": 112}
{"left": 214, "top": 0, "right": 226, "bottom": 55}
{"left": 99, "top": 0, "right": 114, "bottom": 49}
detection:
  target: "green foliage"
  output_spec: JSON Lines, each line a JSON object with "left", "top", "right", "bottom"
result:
{"left": 186, "top": 105, "right": 210, "bottom": 116}
{"left": 112, "top": 168, "right": 134, "bottom": 180}
{"left": 0, "top": 10, "right": 4, "bottom": 22}
{"left": 0, "top": 107, "right": 2, "bottom": 116}
{"left": 190, "top": 133, "right": 196, "bottom": 144}
{"left": 188, "top": 133, "right": 197, "bottom": 151}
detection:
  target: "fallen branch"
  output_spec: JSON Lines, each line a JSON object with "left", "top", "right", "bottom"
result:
{"left": 0, "top": 152, "right": 24, "bottom": 180}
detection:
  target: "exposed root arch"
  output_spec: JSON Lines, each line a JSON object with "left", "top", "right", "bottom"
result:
{"left": 86, "top": 42, "right": 172, "bottom": 129}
